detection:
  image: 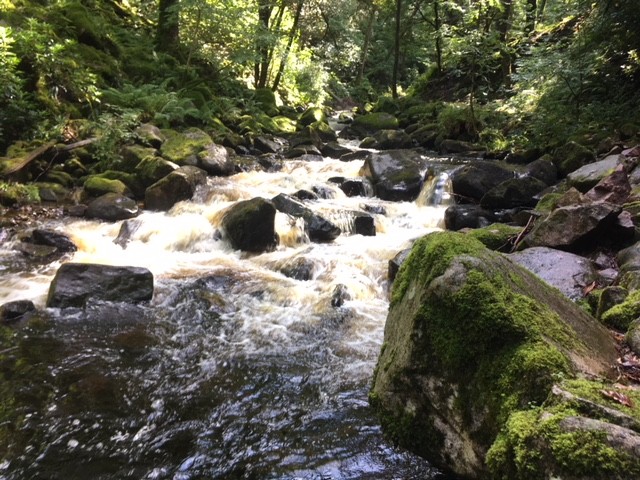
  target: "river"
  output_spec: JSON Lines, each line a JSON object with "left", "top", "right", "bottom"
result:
{"left": 0, "top": 149, "right": 457, "bottom": 479}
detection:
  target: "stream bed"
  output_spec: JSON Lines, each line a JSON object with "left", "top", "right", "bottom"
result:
{"left": 0, "top": 153, "right": 457, "bottom": 479}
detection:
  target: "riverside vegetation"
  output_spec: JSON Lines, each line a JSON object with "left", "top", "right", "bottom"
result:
{"left": 2, "top": 0, "right": 640, "bottom": 479}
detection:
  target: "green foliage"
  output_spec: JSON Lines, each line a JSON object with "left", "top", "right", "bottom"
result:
{"left": 0, "top": 181, "right": 41, "bottom": 205}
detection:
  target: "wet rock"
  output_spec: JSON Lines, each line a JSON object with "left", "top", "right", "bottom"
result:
{"left": 567, "top": 154, "right": 622, "bottom": 192}
{"left": 289, "top": 126, "right": 323, "bottom": 150}
{"left": 321, "top": 142, "right": 353, "bottom": 159}
{"left": 113, "top": 219, "right": 143, "bottom": 249}
{"left": 617, "top": 241, "right": 640, "bottom": 290}
{"left": 292, "top": 189, "right": 318, "bottom": 201}
{"left": 595, "top": 286, "right": 629, "bottom": 320}
{"left": 523, "top": 155, "right": 558, "bottom": 186}
{"left": 311, "top": 185, "right": 336, "bottom": 199}
{"left": 409, "top": 126, "right": 438, "bottom": 149}
{"left": 444, "top": 204, "right": 496, "bottom": 231}
{"left": 388, "top": 248, "right": 411, "bottom": 285}
{"left": 86, "top": 193, "right": 140, "bottom": 221}
{"left": 353, "top": 213, "right": 376, "bottom": 236}
{"left": 553, "top": 141, "right": 596, "bottom": 177}
{"left": 31, "top": 229, "right": 77, "bottom": 253}
{"left": 309, "top": 120, "right": 338, "bottom": 143}
{"left": 0, "top": 299, "right": 36, "bottom": 323}
{"left": 280, "top": 257, "right": 316, "bottom": 281}
{"left": 46, "top": 263, "right": 154, "bottom": 308}
{"left": 523, "top": 202, "right": 622, "bottom": 250}
{"left": 15, "top": 242, "right": 58, "bottom": 260}
{"left": 480, "top": 176, "right": 548, "bottom": 209}
{"left": 145, "top": 166, "right": 207, "bottom": 211}
{"left": 510, "top": 247, "right": 600, "bottom": 302}
{"left": 340, "top": 150, "right": 371, "bottom": 162}
{"left": 361, "top": 150, "right": 424, "bottom": 202}
{"left": 466, "top": 223, "right": 522, "bottom": 252}
{"left": 286, "top": 145, "right": 322, "bottom": 159}
{"left": 339, "top": 178, "right": 373, "bottom": 198}
{"left": 272, "top": 193, "right": 341, "bottom": 242}
{"left": 221, "top": 197, "right": 279, "bottom": 252}
{"left": 331, "top": 284, "right": 351, "bottom": 308}
{"left": 370, "top": 232, "right": 617, "bottom": 479}
{"left": 197, "top": 144, "right": 235, "bottom": 176}
{"left": 504, "top": 147, "right": 543, "bottom": 165}
{"left": 451, "top": 161, "right": 514, "bottom": 202}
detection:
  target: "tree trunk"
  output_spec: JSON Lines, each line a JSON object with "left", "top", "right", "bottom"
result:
{"left": 272, "top": 0, "right": 304, "bottom": 91}
{"left": 356, "top": 4, "right": 377, "bottom": 85}
{"left": 433, "top": 0, "right": 442, "bottom": 73}
{"left": 255, "top": 0, "right": 274, "bottom": 88}
{"left": 525, "top": 0, "right": 537, "bottom": 33}
{"left": 392, "top": 0, "right": 402, "bottom": 98}
{"left": 156, "top": 0, "right": 180, "bottom": 52}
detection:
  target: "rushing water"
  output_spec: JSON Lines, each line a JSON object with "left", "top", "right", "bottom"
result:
{"left": 0, "top": 152, "right": 457, "bottom": 479}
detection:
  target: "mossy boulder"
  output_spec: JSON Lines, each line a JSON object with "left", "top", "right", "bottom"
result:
{"left": 144, "top": 166, "right": 207, "bottom": 211}
{"left": 120, "top": 145, "right": 158, "bottom": 172}
{"left": 299, "top": 107, "right": 327, "bottom": 127}
{"left": 370, "top": 231, "right": 616, "bottom": 478}
{"left": 487, "top": 381, "right": 640, "bottom": 479}
{"left": 553, "top": 141, "right": 597, "bottom": 178}
{"left": 253, "top": 88, "right": 280, "bottom": 116}
{"left": 466, "top": 223, "right": 521, "bottom": 252}
{"left": 134, "top": 124, "right": 166, "bottom": 148}
{"left": 480, "top": 176, "right": 548, "bottom": 209}
{"left": 350, "top": 112, "right": 399, "bottom": 136}
{"left": 83, "top": 175, "right": 130, "bottom": 198}
{"left": 160, "top": 128, "right": 214, "bottom": 165}
{"left": 361, "top": 150, "right": 425, "bottom": 202}
{"left": 220, "top": 197, "right": 279, "bottom": 252}
{"left": 600, "top": 290, "right": 640, "bottom": 331}
{"left": 134, "top": 156, "right": 177, "bottom": 188}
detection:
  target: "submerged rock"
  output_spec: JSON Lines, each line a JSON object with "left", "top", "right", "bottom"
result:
{"left": 370, "top": 231, "right": 616, "bottom": 478}
{"left": 221, "top": 197, "right": 278, "bottom": 252}
{"left": 46, "top": 263, "right": 154, "bottom": 308}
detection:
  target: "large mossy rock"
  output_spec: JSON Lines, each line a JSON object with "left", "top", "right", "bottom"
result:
{"left": 46, "top": 263, "right": 154, "bottom": 308}
{"left": 220, "top": 197, "right": 279, "bottom": 252}
{"left": 160, "top": 128, "right": 214, "bottom": 165}
{"left": 553, "top": 141, "right": 597, "bottom": 177}
{"left": 144, "top": 166, "right": 207, "bottom": 211}
{"left": 370, "top": 232, "right": 616, "bottom": 478}
{"left": 350, "top": 112, "right": 399, "bottom": 136}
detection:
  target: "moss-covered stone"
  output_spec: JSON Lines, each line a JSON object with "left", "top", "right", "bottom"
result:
{"left": 299, "top": 107, "right": 327, "bottom": 126}
{"left": 487, "top": 380, "right": 640, "bottom": 479}
{"left": 351, "top": 112, "right": 399, "bottom": 135}
{"left": 372, "top": 231, "right": 616, "bottom": 478}
{"left": 466, "top": 223, "right": 522, "bottom": 252}
{"left": 553, "top": 141, "right": 596, "bottom": 177}
{"left": 535, "top": 192, "right": 563, "bottom": 213}
{"left": 160, "top": 128, "right": 214, "bottom": 165}
{"left": 83, "top": 175, "right": 129, "bottom": 197}
{"left": 0, "top": 182, "right": 41, "bottom": 206}
{"left": 253, "top": 88, "right": 280, "bottom": 116}
{"left": 600, "top": 289, "right": 640, "bottom": 331}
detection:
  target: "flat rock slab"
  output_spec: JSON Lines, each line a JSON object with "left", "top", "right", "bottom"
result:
{"left": 510, "top": 247, "right": 599, "bottom": 301}
{"left": 47, "top": 263, "right": 154, "bottom": 308}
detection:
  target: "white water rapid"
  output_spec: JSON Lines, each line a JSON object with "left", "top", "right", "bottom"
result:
{"left": 0, "top": 153, "right": 457, "bottom": 479}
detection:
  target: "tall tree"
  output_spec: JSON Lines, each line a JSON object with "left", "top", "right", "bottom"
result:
{"left": 272, "top": 0, "right": 304, "bottom": 91}
{"left": 391, "top": 0, "right": 402, "bottom": 98}
{"left": 156, "top": 0, "right": 180, "bottom": 51}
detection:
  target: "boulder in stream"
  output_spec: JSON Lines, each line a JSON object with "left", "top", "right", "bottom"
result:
{"left": 451, "top": 161, "right": 514, "bottom": 202}
{"left": 272, "top": 193, "right": 341, "bottom": 242}
{"left": 370, "top": 231, "right": 618, "bottom": 478}
{"left": 145, "top": 165, "right": 207, "bottom": 211}
{"left": 46, "top": 263, "right": 154, "bottom": 308}
{"left": 361, "top": 150, "right": 424, "bottom": 201}
{"left": 221, "top": 197, "right": 279, "bottom": 252}
{"left": 86, "top": 193, "right": 140, "bottom": 221}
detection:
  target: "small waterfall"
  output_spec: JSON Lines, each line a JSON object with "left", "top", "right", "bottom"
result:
{"left": 416, "top": 171, "right": 453, "bottom": 207}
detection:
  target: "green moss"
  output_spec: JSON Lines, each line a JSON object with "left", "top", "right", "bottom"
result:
{"left": 83, "top": 175, "right": 128, "bottom": 197}
{"left": 600, "top": 289, "right": 640, "bottom": 331}
{"left": 352, "top": 112, "right": 399, "bottom": 133}
{"left": 535, "top": 192, "right": 563, "bottom": 212}
{"left": 299, "top": 107, "right": 327, "bottom": 126}
{"left": 160, "top": 128, "right": 213, "bottom": 164}
{"left": 467, "top": 223, "right": 522, "bottom": 252}
{"left": 391, "top": 231, "right": 487, "bottom": 306}
{"left": 0, "top": 181, "right": 41, "bottom": 206}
